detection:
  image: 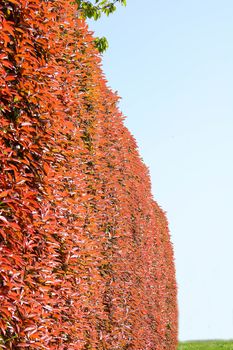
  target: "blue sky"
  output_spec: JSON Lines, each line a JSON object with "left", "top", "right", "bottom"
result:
{"left": 88, "top": 0, "right": 233, "bottom": 341}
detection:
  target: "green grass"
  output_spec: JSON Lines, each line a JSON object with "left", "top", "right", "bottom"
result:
{"left": 178, "top": 340, "right": 233, "bottom": 350}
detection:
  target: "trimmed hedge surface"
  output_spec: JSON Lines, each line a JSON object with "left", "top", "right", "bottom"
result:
{"left": 0, "top": 0, "right": 178, "bottom": 349}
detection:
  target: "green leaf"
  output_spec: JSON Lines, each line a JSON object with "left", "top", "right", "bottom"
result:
{"left": 94, "top": 36, "right": 109, "bottom": 53}
{"left": 75, "top": 1, "right": 127, "bottom": 51}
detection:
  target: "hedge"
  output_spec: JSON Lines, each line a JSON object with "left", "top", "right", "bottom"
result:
{"left": 0, "top": 0, "right": 178, "bottom": 349}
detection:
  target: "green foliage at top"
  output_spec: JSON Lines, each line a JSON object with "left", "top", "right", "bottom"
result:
{"left": 76, "top": 0, "right": 127, "bottom": 20}
{"left": 178, "top": 340, "right": 233, "bottom": 350}
{"left": 75, "top": 0, "right": 127, "bottom": 52}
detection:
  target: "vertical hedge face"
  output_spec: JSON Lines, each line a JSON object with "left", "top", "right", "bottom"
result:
{"left": 0, "top": 1, "right": 178, "bottom": 349}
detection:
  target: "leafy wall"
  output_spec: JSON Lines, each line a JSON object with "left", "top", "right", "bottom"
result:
{"left": 0, "top": 0, "right": 178, "bottom": 349}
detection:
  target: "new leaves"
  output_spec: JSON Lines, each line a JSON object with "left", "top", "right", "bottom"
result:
{"left": 0, "top": 0, "right": 177, "bottom": 349}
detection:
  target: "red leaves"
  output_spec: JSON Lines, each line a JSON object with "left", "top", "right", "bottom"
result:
{"left": 7, "top": 0, "right": 21, "bottom": 5}
{"left": 0, "top": 0, "right": 177, "bottom": 349}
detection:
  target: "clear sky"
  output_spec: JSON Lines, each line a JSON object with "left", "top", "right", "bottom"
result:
{"left": 88, "top": 0, "right": 233, "bottom": 341}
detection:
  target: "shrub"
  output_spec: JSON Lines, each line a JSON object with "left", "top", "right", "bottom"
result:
{"left": 0, "top": 0, "right": 178, "bottom": 348}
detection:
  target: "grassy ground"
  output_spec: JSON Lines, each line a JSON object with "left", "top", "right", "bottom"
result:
{"left": 178, "top": 340, "right": 233, "bottom": 350}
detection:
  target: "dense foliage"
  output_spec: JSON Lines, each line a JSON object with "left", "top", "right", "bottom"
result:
{"left": 0, "top": 0, "right": 178, "bottom": 349}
